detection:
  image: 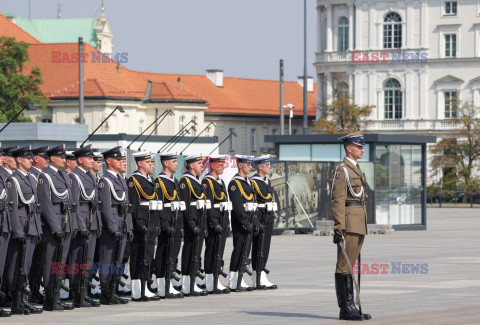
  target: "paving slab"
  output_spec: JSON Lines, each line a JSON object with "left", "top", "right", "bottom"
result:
{"left": 3, "top": 207, "right": 480, "bottom": 324}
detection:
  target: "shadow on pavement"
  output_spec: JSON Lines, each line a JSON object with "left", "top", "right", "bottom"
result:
{"left": 245, "top": 311, "right": 337, "bottom": 320}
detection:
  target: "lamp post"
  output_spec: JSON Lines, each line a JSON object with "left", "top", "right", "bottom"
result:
{"left": 0, "top": 103, "right": 36, "bottom": 134}
{"left": 158, "top": 118, "right": 197, "bottom": 153}
{"left": 165, "top": 125, "right": 195, "bottom": 152}
{"left": 283, "top": 104, "right": 294, "bottom": 135}
{"left": 127, "top": 109, "right": 173, "bottom": 150}
{"left": 80, "top": 105, "right": 125, "bottom": 147}
{"left": 137, "top": 110, "right": 174, "bottom": 151}
{"left": 180, "top": 121, "right": 215, "bottom": 154}
{"left": 209, "top": 130, "right": 237, "bottom": 155}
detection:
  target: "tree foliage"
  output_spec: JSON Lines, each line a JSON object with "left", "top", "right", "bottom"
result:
{"left": 0, "top": 37, "right": 48, "bottom": 123}
{"left": 431, "top": 100, "right": 480, "bottom": 201}
{"left": 314, "top": 95, "right": 374, "bottom": 134}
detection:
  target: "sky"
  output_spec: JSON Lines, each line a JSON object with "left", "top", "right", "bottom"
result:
{"left": 1, "top": 0, "right": 317, "bottom": 81}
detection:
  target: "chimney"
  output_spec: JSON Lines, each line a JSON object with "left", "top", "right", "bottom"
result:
{"left": 297, "top": 76, "right": 314, "bottom": 92}
{"left": 206, "top": 69, "right": 224, "bottom": 87}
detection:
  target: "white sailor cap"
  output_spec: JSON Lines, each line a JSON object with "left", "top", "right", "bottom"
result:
{"left": 93, "top": 152, "right": 103, "bottom": 161}
{"left": 209, "top": 154, "right": 229, "bottom": 163}
{"left": 184, "top": 153, "right": 203, "bottom": 164}
{"left": 253, "top": 154, "right": 276, "bottom": 168}
{"left": 159, "top": 152, "right": 178, "bottom": 161}
{"left": 132, "top": 151, "right": 152, "bottom": 162}
{"left": 235, "top": 155, "right": 253, "bottom": 164}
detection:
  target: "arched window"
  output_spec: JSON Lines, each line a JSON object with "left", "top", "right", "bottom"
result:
{"left": 336, "top": 81, "right": 349, "bottom": 99}
{"left": 383, "top": 12, "right": 402, "bottom": 49}
{"left": 384, "top": 78, "right": 403, "bottom": 119}
{"left": 337, "top": 17, "right": 349, "bottom": 52}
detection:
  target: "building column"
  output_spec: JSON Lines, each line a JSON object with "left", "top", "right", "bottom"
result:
{"left": 355, "top": 6, "right": 362, "bottom": 50}
{"left": 436, "top": 90, "right": 444, "bottom": 120}
{"left": 354, "top": 71, "right": 362, "bottom": 106}
{"left": 317, "top": 5, "right": 322, "bottom": 53}
{"left": 419, "top": 70, "right": 427, "bottom": 119}
{"left": 368, "top": 72, "right": 376, "bottom": 106}
{"left": 420, "top": 1, "right": 427, "bottom": 48}
{"left": 348, "top": 4, "right": 354, "bottom": 51}
{"left": 406, "top": 2, "right": 413, "bottom": 48}
{"left": 368, "top": 4, "right": 376, "bottom": 49}
{"left": 404, "top": 71, "right": 413, "bottom": 119}
{"left": 377, "top": 89, "right": 383, "bottom": 121}
{"left": 326, "top": 72, "right": 333, "bottom": 105}
{"left": 326, "top": 4, "right": 333, "bottom": 52}
{"left": 348, "top": 72, "right": 354, "bottom": 98}
{"left": 316, "top": 74, "right": 323, "bottom": 120}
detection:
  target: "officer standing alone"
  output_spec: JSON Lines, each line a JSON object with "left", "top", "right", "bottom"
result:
{"left": 331, "top": 131, "right": 371, "bottom": 321}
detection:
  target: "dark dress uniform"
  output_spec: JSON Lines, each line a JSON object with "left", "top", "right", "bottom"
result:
{"left": 251, "top": 172, "right": 278, "bottom": 290}
{"left": 97, "top": 147, "right": 133, "bottom": 305}
{"left": 37, "top": 145, "right": 77, "bottom": 311}
{"left": 68, "top": 145, "right": 102, "bottom": 308}
{"left": 0, "top": 159, "right": 12, "bottom": 317}
{"left": 127, "top": 168, "right": 161, "bottom": 301}
{"left": 179, "top": 169, "right": 208, "bottom": 296}
{"left": 202, "top": 173, "right": 231, "bottom": 294}
{"left": 227, "top": 170, "right": 257, "bottom": 291}
{"left": 153, "top": 172, "right": 184, "bottom": 298}
{"left": 331, "top": 132, "right": 371, "bottom": 321}
{"left": 27, "top": 150, "right": 48, "bottom": 305}
{"left": 6, "top": 146, "right": 42, "bottom": 315}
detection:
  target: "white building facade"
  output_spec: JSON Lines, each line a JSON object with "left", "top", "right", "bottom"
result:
{"left": 315, "top": 0, "right": 480, "bottom": 137}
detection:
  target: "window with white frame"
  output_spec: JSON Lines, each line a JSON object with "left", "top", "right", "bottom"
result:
{"left": 179, "top": 115, "right": 185, "bottom": 131}
{"left": 336, "top": 81, "right": 349, "bottom": 99}
{"left": 205, "top": 126, "right": 211, "bottom": 137}
{"left": 337, "top": 17, "right": 349, "bottom": 52}
{"left": 228, "top": 128, "right": 234, "bottom": 151}
{"left": 445, "top": 1, "right": 458, "bottom": 15}
{"left": 445, "top": 34, "right": 457, "bottom": 57}
{"left": 383, "top": 12, "right": 402, "bottom": 49}
{"left": 444, "top": 91, "right": 458, "bottom": 118}
{"left": 192, "top": 116, "right": 197, "bottom": 136}
{"left": 250, "top": 129, "right": 256, "bottom": 151}
{"left": 384, "top": 78, "right": 403, "bottom": 119}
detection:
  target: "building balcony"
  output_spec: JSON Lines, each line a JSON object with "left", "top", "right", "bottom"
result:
{"left": 315, "top": 49, "right": 429, "bottom": 65}
{"left": 364, "top": 119, "right": 458, "bottom": 132}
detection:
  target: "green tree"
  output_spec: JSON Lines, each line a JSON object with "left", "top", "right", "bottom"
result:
{"left": 0, "top": 36, "right": 48, "bottom": 123}
{"left": 314, "top": 95, "right": 374, "bottom": 134}
{"left": 431, "top": 100, "right": 480, "bottom": 202}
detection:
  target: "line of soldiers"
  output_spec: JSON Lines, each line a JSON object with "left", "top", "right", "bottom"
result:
{"left": 0, "top": 144, "right": 278, "bottom": 317}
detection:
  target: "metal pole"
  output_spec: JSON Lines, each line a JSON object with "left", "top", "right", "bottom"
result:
{"left": 209, "top": 131, "right": 236, "bottom": 155}
{"left": 0, "top": 107, "right": 27, "bottom": 134}
{"left": 138, "top": 110, "right": 174, "bottom": 151}
{"left": 289, "top": 108, "right": 292, "bottom": 135}
{"left": 303, "top": 0, "right": 308, "bottom": 135}
{"left": 80, "top": 106, "right": 122, "bottom": 147}
{"left": 127, "top": 110, "right": 169, "bottom": 149}
{"left": 78, "top": 37, "right": 85, "bottom": 124}
{"left": 180, "top": 122, "right": 215, "bottom": 154}
{"left": 280, "top": 59, "right": 284, "bottom": 135}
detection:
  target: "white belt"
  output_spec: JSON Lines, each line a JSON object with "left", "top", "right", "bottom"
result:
{"left": 243, "top": 202, "right": 257, "bottom": 212}
{"left": 163, "top": 201, "right": 186, "bottom": 211}
{"left": 213, "top": 201, "right": 233, "bottom": 211}
{"left": 190, "top": 200, "right": 211, "bottom": 210}
{"left": 140, "top": 200, "right": 163, "bottom": 211}
{"left": 257, "top": 202, "right": 278, "bottom": 212}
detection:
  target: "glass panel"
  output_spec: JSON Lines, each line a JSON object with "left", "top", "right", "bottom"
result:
{"left": 279, "top": 144, "right": 310, "bottom": 161}
{"left": 375, "top": 144, "right": 423, "bottom": 225}
{"left": 271, "top": 161, "right": 375, "bottom": 229}
{"left": 312, "top": 144, "right": 341, "bottom": 161}
{"left": 340, "top": 144, "right": 370, "bottom": 162}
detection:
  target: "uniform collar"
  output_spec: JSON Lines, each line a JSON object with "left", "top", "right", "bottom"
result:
{"left": 77, "top": 166, "right": 88, "bottom": 174}
{"left": 251, "top": 173, "right": 268, "bottom": 184}
{"left": 183, "top": 171, "right": 201, "bottom": 184}
{"left": 133, "top": 170, "right": 152, "bottom": 182}
{"left": 31, "top": 166, "right": 42, "bottom": 173}
{"left": 16, "top": 169, "right": 28, "bottom": 177}
{"left": 158, "top": 172, "right": 175, "bottom": 182}
{"left": 107, "top": 169, "right": 118, "bottom": 177}
{"left": 49, "top": 165, "right": 59, "bottom": 173}
{"left": 345, "top": 157, "right": 358, "bottom": 167}
{"left": 2, "top": 166, "right": 13, "bottom": 175}
{"left": 233, "top": 173, "right": 251, "bottom": 185}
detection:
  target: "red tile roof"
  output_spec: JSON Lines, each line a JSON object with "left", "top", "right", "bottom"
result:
{"left": 0, "top": 13, "right": 40, "bottom": 44}
{"left": 14, "top": 38, "right": 316, "bottom": 117}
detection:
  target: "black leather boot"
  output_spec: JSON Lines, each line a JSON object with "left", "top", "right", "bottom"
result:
{"left": 73, "top": 284, "right": 91, "bottom": 308}
{"left": 43, "top": 289, "right": 64, "bottom": 311}
{"left": 11, "top": 290, "right": 30, "bottom": 315}
{"left": 347, "top": 274, "right": 371, "bottom": 320}
{"left": 30, "top": 284, "right": 45, "bottom": 304}
{"left": 335, "top": 273, "right": 362, "bottom": 321}
{"left": 22, "top": 292, "right": 43, "bottom": 314}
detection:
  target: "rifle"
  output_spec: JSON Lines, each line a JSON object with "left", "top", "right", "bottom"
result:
{"left": 16, "top": 203, "right": 34, "bottom": 298}
{"left": 213, "top": 207, "right": 228, "bottom": 292}
{"left": 189, "top": 202, "right": 206, "bottom": 295}
{"left": 165, "top": 205, "right": 181, "bottom": 297}
{"left": 0, "top": 202, "right": 8, "bottom": 299}
{"left": 108, "top": 202, "right": 129, "bottom": 298}
{"left": 52, "top": 203, "right": 71, "bottom": 305}
{"left": 236, "top": 215, "right": 254, "bottom": 290}
{"left": 139, "top": 205, "right": 151, "bottom": 301}
{"left": 255, "top": 209, "right": 270, "bottom": 289}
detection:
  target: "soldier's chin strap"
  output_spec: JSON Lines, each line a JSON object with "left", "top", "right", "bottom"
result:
{"left": 338, "top": 239, "right": 361, "bottom": 309}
